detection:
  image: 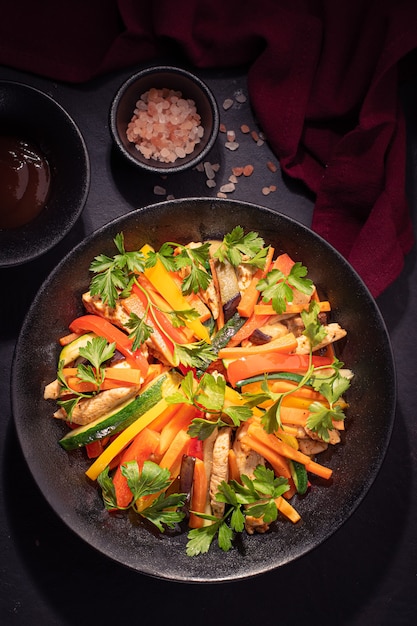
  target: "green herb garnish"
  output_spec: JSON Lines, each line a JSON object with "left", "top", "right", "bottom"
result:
{"left": 186, "top": 465, "right": 289, "bottom": 555}
{"left": 257, "top": 262, "right": 314, "bottom": 314}
{"left": 98, "top": 460, "right": 186, "bottom": 532}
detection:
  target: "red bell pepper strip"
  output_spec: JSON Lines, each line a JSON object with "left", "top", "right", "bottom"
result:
{"left": 226, "top": 352, "right": 334, "bottom": 387}
{"left": 69, "top": 314, "right": 148, "bottom": 375}
{"left": 187, "top": 436, "right": 204, "bottom": 460}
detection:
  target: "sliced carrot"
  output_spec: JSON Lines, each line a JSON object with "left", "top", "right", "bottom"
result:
{"left": 59, "top": 331, "right": 82, "bottom": 346}
{"left": 254, "top": 300, "right": 331, "bottom": 316}
{"left": 275, "top": 496, "right": 301, "bottom": 523}
{"left": 189, "top": 458, "right": 209, "bottom": 529}
{"left": 273, "top": 252, "right": 294, "bottom": 274}
{"left": 246, "top": 423, "right": 333, "bottom": 480}
{"left": 218, "top": 332, "right": 297, "bottom": 360}
{"left": 159, "top": 404, "right": 197, "bottom": 455}
{"left": 104, "top": 367, "right": 143, "bottom": 384}
{"left": 227, "top": 313, "right": 271, "bottom": 347}
{"left": 159, "top": 428, "right": 191, "bottom": 479}
{"left": 148, "top": 402, "right": 182, "bottom": 433}
{"left": 237, "top": 246, "right": 275, "bottom": 318}
{"left": 113, "top": 428, "right": 161, "bottom": 508}
{"left": 228, "top": 448, "right": 241, "bottom": 483}
{"left": 280, "top": 406, "right": 310, "bottom": 427}
{"left": 241, "top": 379, "right": 326, "bottom": 402}
{"left": 240, "top": 434, "right": 292, "bottom": 479}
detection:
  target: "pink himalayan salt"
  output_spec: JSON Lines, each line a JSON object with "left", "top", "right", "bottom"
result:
{"left": 126, "top": 87, "right": 204, "bottom": 163}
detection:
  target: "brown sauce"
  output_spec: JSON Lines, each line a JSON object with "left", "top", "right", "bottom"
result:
{"left": 0, "top": 136, "right": 51, "bottom": 229}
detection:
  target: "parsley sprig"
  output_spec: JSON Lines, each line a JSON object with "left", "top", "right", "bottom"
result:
{"left": 256, "top": 262, "right": 314, "bottom": 314}
{"left": 98, "top": 460, "right": 186, "bottom": 532}
{"left": 167, "top": 372, "right": 252, "bottom": 440}
{"left": 213, "top": 226, "right": 268, "bottom": 268}
{"left": 145, "top": 241, "right": 212, "bottom": 295}
{"left": 57, "top": 336, "right": 116, "bottom": 418}
{"left": 89, "top": 233, "right": 146, "bottom": 308}
{"left": 186, "top": 465, "right": 290, "bottom": 555}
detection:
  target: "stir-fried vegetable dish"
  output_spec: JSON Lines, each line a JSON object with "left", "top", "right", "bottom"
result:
{"left": 44, "top": 227, "right": 352, "bottom": 555}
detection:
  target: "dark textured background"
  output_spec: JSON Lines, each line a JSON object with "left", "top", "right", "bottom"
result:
{"left": 1, "top": 63, "right": 416, "bottom": 625}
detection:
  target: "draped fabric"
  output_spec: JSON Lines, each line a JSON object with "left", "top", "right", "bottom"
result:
{"left": 1, "top": 0, "right": 416, "bottom": 296}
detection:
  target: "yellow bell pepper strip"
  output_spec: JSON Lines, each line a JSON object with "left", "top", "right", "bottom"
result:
{"left": 141, "top": 244, "right": 211, "bottom": 343}
{"left": 86, "top": 397, "right": 170, "bottom": 481}
{"left": 69, "top": 314, "right": 149, "bottom": 376}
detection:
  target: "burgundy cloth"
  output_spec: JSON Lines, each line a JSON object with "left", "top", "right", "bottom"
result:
{"left": 1, "top": 0, "right": 416, "bottom": 297}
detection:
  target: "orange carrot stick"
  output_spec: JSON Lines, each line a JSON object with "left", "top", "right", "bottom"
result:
{"left": 189, "top": 458, "right": 208, "bottom": 529}
{"left": 246, "top": 423, "right": 333, "bottom": 480}
{"left": 240, "top": 434, "right": 292, "bottom": 479}
{"left": 237, "top": 246, "right": 275, "bottom": 318}
{"left": 158, "top": 404, "right": 197, "bottom": 455}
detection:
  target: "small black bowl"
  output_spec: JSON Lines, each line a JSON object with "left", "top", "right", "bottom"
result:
{"left": 110, "top": 65, "right": 220, "bottom": 174}
{"left": 0, "top": 81, "right": 90, "bottom": 268}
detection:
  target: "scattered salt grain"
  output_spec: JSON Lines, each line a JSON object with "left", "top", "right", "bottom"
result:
{"left": 240, "top": 124, "right": 250, "bottom": 134}
{"left": 235, "top": 92, "right": 247, "bottom": 104}
{"left": 225, "top": 141, "right": 239, "bottom": 151}
{"left": 229, "top": 174, "right": 238, "bottom": 184}
{"left": 232, "top": 166, "right": 244, "bottom": 176}
{"left": 153, "top": 185, "right": 167, "bottom": 196}
{"left": 219, "top": 123, "right": 227, "bottom": 133}
{"left": 206, "top": 179, "right": 216, "bottom": 188}
{"left": 243, "top": 164, "right": 254, "bottom": 176}
{"left": 222, "top": 98, "right": 234, "bottom": 110}
{"left": 204, "top": 161, "right": 216, "bottom": 179}
{"left": 126, "top": 87, "right": 203, "bottom": 164}
{"left": 217, "top": 192, "right": 228, "bottom": 198}
{"left": 220, "top": 182, "right": 236, "bottom": 193}
{"left": 262, "top": 186, "right": 271, "bottom": 196}
{"left": 267, "top": 161, "right": 277, "bottom": 173}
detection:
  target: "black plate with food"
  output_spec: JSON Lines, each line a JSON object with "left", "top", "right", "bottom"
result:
{"left": 11, "top": 198, "right": 396, "bottom": 582}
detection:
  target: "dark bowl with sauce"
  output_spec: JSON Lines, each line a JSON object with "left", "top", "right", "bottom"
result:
{"left": 0, "top": 81, "right": 90, "bottom": 267}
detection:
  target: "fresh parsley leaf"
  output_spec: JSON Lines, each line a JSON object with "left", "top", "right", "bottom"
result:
{"left": 167, "top": 308, "right": 201, "bottom": 327}
{"left": 307, "top": 363, "right": 350, "bottom": 441}
{"left": 78, "top": 336, "right": 116, "bottom": 389}
{"left": 301, "top": 301, "right": 327, "bottom": 347}
{"left": 186, "top": 520, "right": 221, "bottom": 556}
{"left": 97, "top": 466, "right": 118, "bottom": 510}
{"left": 145, "top": 243, "right": 177, "bottom": 272}
{"left": 256, "top": 269, "right": 294, "bottom": 314}
{"left": 89, "top": 232, "right": 145, "bottom": 308}
{"left": 139, "top": 492, "right": 186, "bottom": 532}
{"left": 214, "top": 227, "right": 267, "bottom": 268}
{"left": 306, "top": 402, "right": 345, "bottom": 442}
{"left": 173, "top": 340, "right": 217, "bottom": 370}
{"left": 125, "top": 312, "right": 154, "bottom": 351}
{"left": 122, "top": 460, "right": 172, "bottom": 500}
{"left": 256, "top": 261, "right": 314, "bottom": 314}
